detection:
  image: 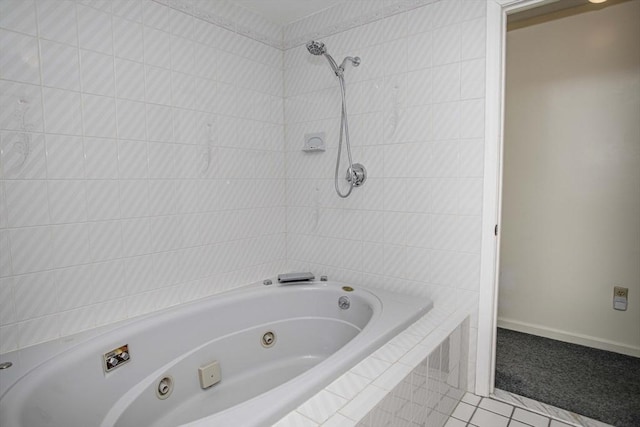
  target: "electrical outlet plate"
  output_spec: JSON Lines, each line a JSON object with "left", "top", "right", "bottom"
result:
{"left": 613, "top": 286, "right": 628, "bottom": 311}
{"left": 614, "top": 286, "right": 628, "bottom": 298}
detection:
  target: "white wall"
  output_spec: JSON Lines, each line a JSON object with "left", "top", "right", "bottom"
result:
{"left": 0, "top": 0, "right": 286, "bottom": 354}
{"left": 499, "top": 0, "right": 640, "bottom": 355}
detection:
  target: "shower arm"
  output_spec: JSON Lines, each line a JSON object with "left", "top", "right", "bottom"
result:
{"left": 325, "top": 55, "right": 361, "bottom": 77}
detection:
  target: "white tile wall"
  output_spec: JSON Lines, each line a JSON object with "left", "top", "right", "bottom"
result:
{"left": 284, "top": 0, "right": 485, "bottom": 322}
{"left": 0, "top": 0, "right": 286, "bottom": 353}
{"left": 283, "top": 3, "right": 486, "bottom": 413}
{"left": 1, "top": 5, "right": 488, "bottom": 425}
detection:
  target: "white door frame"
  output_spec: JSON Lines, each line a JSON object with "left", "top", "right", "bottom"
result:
{"left": 476, "top": 0, "right": 558, "bottom": 396}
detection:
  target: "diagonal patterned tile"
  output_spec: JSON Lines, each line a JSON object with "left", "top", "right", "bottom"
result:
{"left": 36, "top": 0, "right": 77, "bottom": 46}
{"left": 82, "top": 94, "right": 116, "bottom": 138}
{"left": 0, "top": 80, "right": 43, "bottom": 132}
{"left": 84, "top": 137, "right": 118, "bottom": 179}
{"left": 80, "top": 50, "right": 115, "bottom": 97}
{"left": 40, "top": 39, "right": 79, "bottom": 91}
{"left": 117, "top": 99, "right": 146, "bottom": 141}
{"left": 0, "top": 0, "right": 37, "bottom": 35}
{"left": 45, "top": 134, "right": 85, "bottom": 179}
{"left": 5, "top": 180, "right": 49, "bottom": 227}
{"left": 89, "top": 220, "right": 122, "bottom": 262}
{"left": 113, "top": 17, "right": 144, "bottom": 62}
{"left": 51, "top": 222, "right": 91, "bottom": 268}
{"left": 13, "top": 271, "right": 57, "bottom": 321}
{"left": 42, "top": 88, "right": 82, "bottom": 135}
{"left": 77, "top": 4, "right": 113, "bottom": 54}
{"left": 9, "top": 225, "right": 53, "bottom": 275}
{"left": 47, "top": 180, "right": 87, "bottom": 224}
{"left": 0, "top": 29, "right": 40, "bottom": 84}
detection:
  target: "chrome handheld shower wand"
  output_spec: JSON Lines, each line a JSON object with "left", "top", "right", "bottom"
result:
{"left": 306, "top": 41, "right": 366, "bottom": 198}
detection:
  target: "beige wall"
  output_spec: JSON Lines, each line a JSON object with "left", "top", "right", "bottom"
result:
{"left": 499, "top": 0, "right": 640, "bottom": 355}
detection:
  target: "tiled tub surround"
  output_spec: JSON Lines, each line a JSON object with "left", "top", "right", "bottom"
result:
{"left": 274, "top": 304, "right": 472, "bottom": 426}
{"left": 0, "top": 0, "right": 286, "bottom": 353}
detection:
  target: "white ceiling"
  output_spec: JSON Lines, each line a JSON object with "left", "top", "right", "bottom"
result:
{"left": 227, "top": 0, "right": 349, "bottom": 25}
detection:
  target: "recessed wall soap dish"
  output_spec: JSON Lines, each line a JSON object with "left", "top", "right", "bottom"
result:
{"left": 303, "top": 132, "right": 326, "bottom": 152}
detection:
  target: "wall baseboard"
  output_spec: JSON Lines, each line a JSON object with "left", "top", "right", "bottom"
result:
{"left": 497, "top": 318, "right": 640, "bottom": 358}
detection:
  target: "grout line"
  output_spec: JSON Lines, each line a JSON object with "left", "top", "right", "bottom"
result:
{"left": 450, "top": 395, "right": 580, "bottom": 427}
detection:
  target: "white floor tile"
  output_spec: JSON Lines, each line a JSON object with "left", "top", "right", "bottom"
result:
{"left": 462, "top": 392, "right": 482, "bottom": 406}
{"left": 479, "top": 397, "right": 514, "bottom": 417}
{"left": 470, "top": 408, "right": 510, "bottom": 427}
{"left": 513, "top": 407, "right": 551, "bottom": 427}
{"left": 451, "top": 401, "right": 476, "bottom": 422}
{"left": 494, "top": 389, "right": 613, "bottom": 427}
{"left": 550, "top": 421, "right": 574, "bottom": 427}
{"left": 444, "top": 417, "right": 467, "bottom": 427}
{"left": 509, "top": 420, "right": 532, "bottom": 427}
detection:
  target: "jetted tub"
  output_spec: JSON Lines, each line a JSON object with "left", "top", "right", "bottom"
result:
{"left": 0, "top": 281, "right": 432, "bottom": 427}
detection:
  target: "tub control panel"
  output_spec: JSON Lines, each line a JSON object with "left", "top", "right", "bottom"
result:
{"left": 198, "top": 360, "right": 221, "bottom": 389}
{"left": 103, "top": 344, "right": 130, "bottom": 373}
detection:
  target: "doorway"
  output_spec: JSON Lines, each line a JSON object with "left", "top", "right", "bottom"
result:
{"left": 494, "top": 1, "right": 640, "bottom": 426}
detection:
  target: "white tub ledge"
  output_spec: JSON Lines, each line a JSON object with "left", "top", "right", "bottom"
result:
{"left": 275, "top": 305, "right": 473, "bottom": 427}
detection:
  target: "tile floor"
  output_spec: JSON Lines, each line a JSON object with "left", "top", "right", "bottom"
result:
{"left": 445, "top": 393, "right": 575, "bottom": 427}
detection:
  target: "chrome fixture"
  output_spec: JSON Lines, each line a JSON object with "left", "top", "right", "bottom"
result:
{"left": 277, "top": 272, "right": 315, "bottom": 283}
{"left": 263, "top": 279, "right": 273, "bottom": 286}
{"left": 306, "top": 41, "right": 366, "bottom": 198}
{"left": 347, "top": 163, "right": 367, "bottom": 187}
{"left": 0, "top": 361, "right": 12, "bottom": 370}
{"left": 320, "top": 275, "right": 328, "bottom": 282}
{"left": 103, "top": 344, "right": 130, "bottom": 373}
{"left": 305, "top": 40, "right": 326, "bottom": 56}
{"left": 338, "top": 296, "right": 351, "bottom": 310}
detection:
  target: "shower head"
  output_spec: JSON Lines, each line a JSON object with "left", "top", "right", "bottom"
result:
{"left": 306, "top": 41, "right": 326, "bottom": 56}
{"left": 307, "top": 40, "right": 340, "bottom": 75}
{"left": 306, "top": 41, "right": 361, "bottom": 78}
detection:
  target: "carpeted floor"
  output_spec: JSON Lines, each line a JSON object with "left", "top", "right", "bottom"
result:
{"left": 495, "top": 328, "right": 640, "bottom": 427}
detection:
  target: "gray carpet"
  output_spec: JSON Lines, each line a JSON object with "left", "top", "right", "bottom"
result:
{"left": 495, "top": 328, "right": 640, "bottom": 427}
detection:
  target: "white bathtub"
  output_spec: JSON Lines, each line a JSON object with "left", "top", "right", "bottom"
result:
{"left": 0, "top": 281, "right": 432, "bottom": 427}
